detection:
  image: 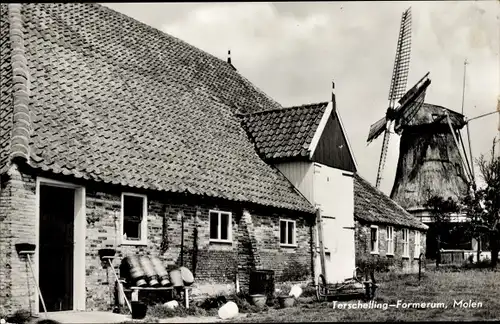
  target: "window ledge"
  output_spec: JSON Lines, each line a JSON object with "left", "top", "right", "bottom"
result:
{"left": 386, "top": 253, "right": 394, "bottom": 257}
{"left": 370, "top": 251, "right": 379, "bottom": 255}
{"left": 280, "top": 244, "right": 297, "bottom": 248}
{"left": 209, "top": 239, "right": 233, "bottom": 244}
{"left": 121, "top": 240, "right": 148, "bottom": 246}
{"left": 402, "top": 255, "right": 410, "bottom": 259}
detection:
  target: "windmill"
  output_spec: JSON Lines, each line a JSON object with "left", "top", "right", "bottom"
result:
{"left": 367, "top": 8, "right": 500, "bottom": 258}
{"left": 367, "top": 7, "right": 432, "bottom": 189}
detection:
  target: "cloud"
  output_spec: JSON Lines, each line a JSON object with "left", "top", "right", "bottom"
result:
{"left": 161, "top": 3, "right": 332, "bottom": 64}
{"left": 148, "top": 1, "right": 499, "bottom": 194}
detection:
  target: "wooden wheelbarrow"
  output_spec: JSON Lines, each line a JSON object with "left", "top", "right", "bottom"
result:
{"left": 316, "top": 267, "right": 377, "bottom": 302}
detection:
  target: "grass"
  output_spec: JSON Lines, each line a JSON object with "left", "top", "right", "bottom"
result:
{"left": 233, "top": 268, "right": 500, "bottom": 322}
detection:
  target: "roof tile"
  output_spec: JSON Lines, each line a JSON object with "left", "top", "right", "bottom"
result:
{"left": 2, "top": 3, "right": 314, "bottom": 213}
{"left": 354, "top": 173, "right": 427, "bottom": 230}
{"left": 241, "top": 102, "right": 328, "bottom": 161}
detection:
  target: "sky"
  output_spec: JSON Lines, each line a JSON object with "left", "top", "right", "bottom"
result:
{"left": 104, "top": 1, "right": 499, "bottom": 195}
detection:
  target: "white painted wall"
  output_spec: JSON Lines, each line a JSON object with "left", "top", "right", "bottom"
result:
{"left": 275, "top": 161, "right": 315, "bottom": 204}
{"left": 276, "top": 161, "right": 356, "bottom": 284}
{"left": 313, "top": 163, "right": 355, "bottom": 283}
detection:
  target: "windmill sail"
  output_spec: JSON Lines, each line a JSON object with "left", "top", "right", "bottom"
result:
{"left": 368, "top": 7, "right": 413, "bottom": 189}
{"left": 388, "top": 7, "right": 412, "bottom": 104}
{"left": 367, "top": 116, "right": 387, "bottom": 143}
{"left": 366, "top": 7, "right": 412, "bottom": 145}
{"left": 394, "top": 73, "right": 431, "bottom": 133}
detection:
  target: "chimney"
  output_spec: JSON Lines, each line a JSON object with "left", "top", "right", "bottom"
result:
{"left": 331, "top": 80, "right": 336, "bottom": 117}
{"left": 227, "top": 50, "right": 236, "bottom": 70}
{"left": 331, "top": 80, "right": 335, "bottom": 103}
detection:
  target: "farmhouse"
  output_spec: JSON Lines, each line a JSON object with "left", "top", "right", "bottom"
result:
{"left": 354, "top": 174, "right": 428, "bottom": 273}
{"left": 0, "top": 2, "right": 429, "bottom": 316}
{"left": 0, "top": 2, "right": 318, "bottom": 314}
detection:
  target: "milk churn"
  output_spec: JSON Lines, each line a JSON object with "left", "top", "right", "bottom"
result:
{"left": 139, "top": 256, "right": 160, "bottom": 287}
{"left": 151, "top": 256, "right": 170, "bottom": 286}
{"left": 179, "top": 266, "right": 194, "bottom": 286}
{"left": 169, "top": 268, "right": 183, "bottom": 287}
{"left": 122, "top": 255, "right": 147, "bottom": 287}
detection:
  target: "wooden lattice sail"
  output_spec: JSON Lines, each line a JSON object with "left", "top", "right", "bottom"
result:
{"left": 390, "top": 103, "right": 469, "bottom": 212}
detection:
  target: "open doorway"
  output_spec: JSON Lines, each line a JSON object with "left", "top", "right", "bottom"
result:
{"left": 39, "top": 185, "right": 75, "bottom": 312}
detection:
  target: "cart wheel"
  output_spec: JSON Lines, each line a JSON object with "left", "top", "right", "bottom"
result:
{"left": 316, "top": 274, "right": 327, "bottom": 302}
{"left": 316, "top": 284, "right": 327, "bottom": 302}
{"left": 354, "top": 267, "right": 364, "bottom": 282}
{"left": 370, "top": 283, "right": 377, "bottom": 299}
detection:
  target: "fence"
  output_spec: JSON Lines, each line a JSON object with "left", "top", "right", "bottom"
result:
{"left": 440, "top": 249, "right": 498, "bottom": 265}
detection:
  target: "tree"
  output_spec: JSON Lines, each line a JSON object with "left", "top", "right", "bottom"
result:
{"left": 424, "top": 195, "right": 460, "bottom": 267}
{"left": 462, "top": 137, "right": 500, "bottom": 267}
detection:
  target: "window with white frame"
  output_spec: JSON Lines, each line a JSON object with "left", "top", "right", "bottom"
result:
{"left": 280, "top": 219, "right": 296, "bottom": 246}
{"left": 121, "top": 193, "right": 148, "bottom": 244}
{"left": 370, "top": 225, "right": 379, "bottom": 254}
{"left": 414, "top": 231, "right": 421, "bottom": 258}
{"left": 209, "top": 210, "right": 232, "bottom": 242}
{"left": 402, "top": 228, "right": 409, "bottom": 257}
{"left": 386, "top": 226, "right": 394, "bottom": 255}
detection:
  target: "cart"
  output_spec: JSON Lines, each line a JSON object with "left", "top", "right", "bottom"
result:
{"left": 316, "top": 267, "right": 377, "bottom": 302}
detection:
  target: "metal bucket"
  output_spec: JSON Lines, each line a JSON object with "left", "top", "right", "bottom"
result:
{"left": 131, "top": 301, "right": 147, "bottom": 319}
{"left": 169, "top": 269, "right": 183, "bottom": 287}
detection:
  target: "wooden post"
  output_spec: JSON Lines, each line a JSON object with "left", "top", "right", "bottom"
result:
{"left": 418, "top": 253, "right": 423, "bottom": 281}
{"left": 180, "top": 210, "right": 185, "bottom": 267}
{"left": 316, "top": 208, "right": 327, "bottom": 283}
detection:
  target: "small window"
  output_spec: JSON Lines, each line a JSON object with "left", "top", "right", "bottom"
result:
{"left": 402, "top": 229, "right": 410, "bottom": 257}
{"left": 209, "top": 210, "right": 232, "bottom": 243}
{"left": 414, "top": 231, "right": 421, "bottom": 258}
{"left": 280, "top": 219, "right": 296, "bottom": 246}
{"left": 121, "top": 193, "right": 147, "bottom": 245}
{"left": 370, "top": 225, "right": 379, "bottom": 254}
{"left": 386, "top": 226, "right": 394, "bottom": 255}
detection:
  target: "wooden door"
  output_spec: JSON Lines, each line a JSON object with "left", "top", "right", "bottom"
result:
{"left": 39, "top": 185, "right": 75, "bottom": 312}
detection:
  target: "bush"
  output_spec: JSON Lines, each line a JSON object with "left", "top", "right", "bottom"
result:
{"left": 146, "top": 302, "right": 212, "bottom": 319}
{"left": 356, "top": 256, "right": 395, "bottom": 274}
{"left": 279, "top": 260, "right": 310, "bottom": 282}
{"left": 301, "top": 284, "right": 317, "bottom": 298}
{"left": 463, "top": 258, "right": 494, "bottom": 269}
{"left": 5, "top": 310, "right": 31, "bottom": 324}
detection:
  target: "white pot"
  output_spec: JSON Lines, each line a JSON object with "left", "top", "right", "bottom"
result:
{"left": 164, "top": 300, "right": 179, "bottom": 310}
{"left": 218, "top": 301, "right": 239, "bottom": 319}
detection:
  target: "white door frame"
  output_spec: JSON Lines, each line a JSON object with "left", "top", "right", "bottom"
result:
{"left": 35, "top": 177, "right": 86, "bottom": 313}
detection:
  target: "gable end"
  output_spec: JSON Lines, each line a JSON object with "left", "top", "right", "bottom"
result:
{"left": 311, "top": 109, "right": 357, "bottom": 172}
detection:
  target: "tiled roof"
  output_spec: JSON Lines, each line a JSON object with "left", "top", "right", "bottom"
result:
{"left": 354, "top": 173, "right": 428, "bottom": 230}
{"left": 0, "top": 3, "right": 13, "bottom": 169}
{"left": 0, "top": 3, "right": 314, "bottom": 213}
{"left": 240, "top": 102, "right": 328, "bottom": 160}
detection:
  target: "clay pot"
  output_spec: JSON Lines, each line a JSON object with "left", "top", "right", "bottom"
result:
{"left": 278, "top": 295, "right": 295, "bottom": 308}
{"left": 249, "top": 294, "right": 267, "bottom": 308}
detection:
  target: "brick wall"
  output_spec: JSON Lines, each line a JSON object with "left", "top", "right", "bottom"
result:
{"left": 85, "top": 187, "right": 314, "bottom": 310}
{"left": 354, "top": 220, "right": 427, "bottom": 274}
{"left": 0, "top": 167, "right": 315, "bottom": 314}
{"left": 0, "top": 164, "right": 37, "bottom": 315}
